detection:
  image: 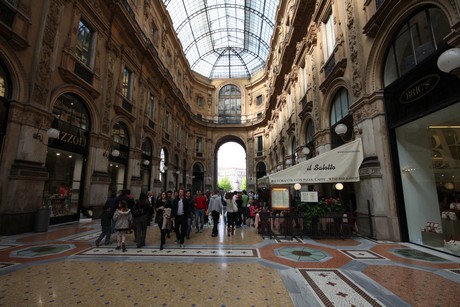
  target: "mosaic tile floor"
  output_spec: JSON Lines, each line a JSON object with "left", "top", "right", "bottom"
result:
{"left": 0, "top": 219, "right": 459, "bottom": 306}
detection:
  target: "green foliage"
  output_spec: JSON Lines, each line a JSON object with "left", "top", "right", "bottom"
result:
{"left": 241, "top": 178, "right": 247, "bottom": 190}
{"left": 218, "top": 177, "right": 232, "bottom": 191}
{"left": 299, "top": 197, "right": 343, "bottom": 225}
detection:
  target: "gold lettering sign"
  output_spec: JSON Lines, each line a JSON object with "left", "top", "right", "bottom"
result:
{"left": 400, "top": 74, "right": 440, "bottom": 104}
{"left": 58, "top": 131, "right": 87, "bottom": 148}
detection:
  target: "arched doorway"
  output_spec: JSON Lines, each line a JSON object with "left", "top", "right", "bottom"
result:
{"left": 159, "top": 148, "right": 168, "bottom": 192}
{"left": 215, "top": 137, "right": 247, "bottom": 191}
{"left": 192, "top": 162, "right": 204, "bottom": 193}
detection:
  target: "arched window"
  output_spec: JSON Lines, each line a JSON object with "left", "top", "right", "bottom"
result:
{"left": 256, "top": 162, "right": 267, "bottom": 180}
{"left": 53, "top": 93, "right": 90, "bottom": 131}
{"left": 141, "top": 138, "right": 152, "bottom": 192}
{"left": 142, "top": 139, "right": 152, "bottom": 157}
{"left": 0, "top": 59, "right": 12, "bottom": 153}
{"left": 330, "top": 88, "right": 352, "bottom": 148}
{"left": 0, "top": 59, "right": 11, "bottom": 99}
{"left": 305, "top": 120, "right": 315, "bottom": 159}
{"left": 306, "top": 120, "right": 314, "bottom": 144}
{"left": 218, "top": 84, "right": 241, "bottom": 123}
{"left": 330, "top": 88, "right": 349, "bottom": 127}
{"left": 291, "top": 137, "right": 297, "bottom": 165}
{"left": 112, "top": 122, "right": 129, "bottom": 147}
{"left": 384, "top": 7, "right": 450, "bottom": 86}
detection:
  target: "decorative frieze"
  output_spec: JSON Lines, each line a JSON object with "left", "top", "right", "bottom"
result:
{"left": 346, "top": 0, "right": 363, "bottom": 98}
{"left": 32, "top": 0, "right": 63, "bottom": 106}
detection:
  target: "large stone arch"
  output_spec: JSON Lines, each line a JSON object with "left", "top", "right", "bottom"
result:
{"left": 213, "top": 134, "right": 247, "bottom": 190}
{"left": 0, "top": 38, "right": 29, "bottom": 104}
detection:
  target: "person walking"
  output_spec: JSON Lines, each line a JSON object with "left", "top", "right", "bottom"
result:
{"left": 184, "top": 189, "right": 195, "bottom": 240}
{"left": 132, "top": 192, "right": 149, "bottom": 248}
{"left": 225, "top": 192, "right": 237, "bottom": 236}
{"left": 194, "top": 190, "right": 207, "bottom": 233}
{"left": 95, "top": 202, "right": 112, "bottom": 246}
{"left": 171, "top": 188, "right": 191, "bottom": 248}
{"left": 113, "top": 200, "right": 132, "bottom": 252}
{"left": 241, "top": 190, "right": 250, "bottom": 226}
{"left": 208, "top": 190, "right": 223, "bottom": 237}
{"left": 155, "top": 191, "right": 172, "bottom": 250}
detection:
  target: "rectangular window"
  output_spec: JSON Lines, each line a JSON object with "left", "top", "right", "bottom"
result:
{"left": 257, "top": 136, "right": 263, "bottom": 153}
{"left": 163, "top": 111, "right": 170, "bottom": 132}
{"left": 196, "top": 137, "right": 203, "bottom": 157}
{"left": 149, "top": 93, "right": 155, "bottom": 120}
{"left": 197, "top": 96, "right": 204, "bottom": 107}
{"left": 76, "top": 19, "right": 94, "bottom": 67}
{"left": 256, "top": 95, "right": 263, "bottom": 106}
{"left": 323, "top": 10, "right": 335, "bottom": 60}
{"left": 122, "top": 67, "right": 132, "bottom": 100}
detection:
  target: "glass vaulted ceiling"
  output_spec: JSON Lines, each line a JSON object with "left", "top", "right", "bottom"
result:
{"left": 163, "top": 0, "right": 280, "bottom": 79}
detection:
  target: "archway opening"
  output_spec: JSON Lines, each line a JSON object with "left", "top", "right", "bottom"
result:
{"left": 217, "top": 142, "right": 246, "bottom": 192}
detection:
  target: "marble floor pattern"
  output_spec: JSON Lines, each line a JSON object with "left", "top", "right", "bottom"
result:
{"left": 0, "top": 219, "right": 459, "bottom": 307}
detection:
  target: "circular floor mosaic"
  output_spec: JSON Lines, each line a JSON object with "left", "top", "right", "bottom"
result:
{"left": 391, "top": 248, "right": 448, "bottom": 262}
{"left": 275, "top": 246, "right": 331, "bottom": 262}
{"left": 13, "top": 244, "right": 75, "bottom": 258}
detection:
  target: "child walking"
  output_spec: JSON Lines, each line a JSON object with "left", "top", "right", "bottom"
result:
{"left": 113, "top": 200, "right": 132, "bottom": 252}
{"left": 95, "top": 203, "right": 112, "bottom": 246}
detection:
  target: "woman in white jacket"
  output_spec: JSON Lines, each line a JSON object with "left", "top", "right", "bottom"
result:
{"left": 113, "top": 200, "right": 132, "bottom": 252}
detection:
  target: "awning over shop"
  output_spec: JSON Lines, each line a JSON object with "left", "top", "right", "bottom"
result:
{"left": 268, "top": 138, "right": 364, "bottom": 185}
{"left": 257, "top": 175, "right": 270, "bottom": 188}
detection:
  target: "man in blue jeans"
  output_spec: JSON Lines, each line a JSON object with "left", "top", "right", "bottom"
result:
{"left": 194, "top": 190, "right": 207, "bottom": 232}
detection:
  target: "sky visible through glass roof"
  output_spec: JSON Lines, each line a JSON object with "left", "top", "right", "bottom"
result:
{"left": 163, "top": 0, "right": 280, "bottom": 79}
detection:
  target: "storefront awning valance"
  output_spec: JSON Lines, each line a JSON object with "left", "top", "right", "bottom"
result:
{"left": 257, "top": 175, "right": 270, "bottom": 188}
{"left": 268, "top": 138, "right": 364, "bottom": 185}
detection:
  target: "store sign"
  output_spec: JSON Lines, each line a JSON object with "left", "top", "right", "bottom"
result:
{"left": 57, "top": 131, "right": 86, "bottom": 148}
{"left": 268, "top": 138, "right": 364, "bottom": 184}
{"left": 400, "top": 74, "right": 439, "bottom": 104}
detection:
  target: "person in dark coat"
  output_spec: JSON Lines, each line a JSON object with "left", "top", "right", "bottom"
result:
{"left": 132, "top": 192, "right": 149, "bottom": 248}
{"left": 171, "top": 188, "right": 192, "bottom": 248}
{"left": 95, "top": 203, "right": 112, "bottom": 246}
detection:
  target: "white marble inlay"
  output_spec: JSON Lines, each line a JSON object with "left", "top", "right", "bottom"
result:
{"left": 79, "top": 247, "right": 258, "bottom": 257}
{"left": 301, "top": 269, "right": 382, "bottom": 306}
{"left": 340, "top": 250, "right": 385, "bottom": 259}
{"left": 68, "top": 232, "right": 100, "bottom": 241}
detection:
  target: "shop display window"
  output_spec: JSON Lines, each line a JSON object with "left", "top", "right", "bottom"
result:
{"left": 43, "top": 148, "right": 82, "bottom": 217}
{"left": 396, "top": 103, "right": 460, "bottom": 254}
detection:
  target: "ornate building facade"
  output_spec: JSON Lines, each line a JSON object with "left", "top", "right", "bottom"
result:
{"left": 1, "top": 0, "right": 460, "bottom": 255}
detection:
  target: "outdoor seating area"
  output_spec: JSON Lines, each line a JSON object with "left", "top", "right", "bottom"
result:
{"left": 259, "top": 210, "right": 358, "bottom": 240}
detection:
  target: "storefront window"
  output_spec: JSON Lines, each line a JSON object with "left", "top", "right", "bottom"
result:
{"left": 396, "top": 103, "right": 460, "bottom": 254}
{"left": 43, "top": 148, "right": 83, "bottom": 217}
{"left": 45, "top": 93, "right": 90, "bottom": 221}
{"left": 141, "top": 138, "right": 152, "bottom": 192}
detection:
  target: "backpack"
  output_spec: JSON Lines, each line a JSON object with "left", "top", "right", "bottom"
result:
{"left": 132, "top": 203, "right": 145, "bottom": 217}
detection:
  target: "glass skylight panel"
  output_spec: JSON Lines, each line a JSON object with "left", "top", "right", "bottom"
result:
{"left": 164, "top": 0, "right": 279, "bottom": 79}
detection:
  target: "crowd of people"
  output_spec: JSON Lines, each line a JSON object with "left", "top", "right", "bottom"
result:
{"left": 94, "top": 188, "right": 264, "bottom": 251}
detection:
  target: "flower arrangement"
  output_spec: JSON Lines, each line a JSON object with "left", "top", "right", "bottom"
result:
{"left": 299, "top": 197, "right": 343, "bottom": 225}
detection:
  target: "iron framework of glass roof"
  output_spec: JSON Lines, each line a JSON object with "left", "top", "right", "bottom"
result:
{"left": 163, "top": 0, "right": 280, "bottom": 79}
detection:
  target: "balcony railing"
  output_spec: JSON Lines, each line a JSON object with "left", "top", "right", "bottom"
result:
{"left": 122, "top": 98, "right": 132, "bottom": 113}
{"left": 74, "top": 62, "right": 94, "bottom": 85}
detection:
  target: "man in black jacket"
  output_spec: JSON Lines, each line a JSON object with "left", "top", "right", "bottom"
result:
{"left": 171, "top": 188, "right": 192, "bottom": 248}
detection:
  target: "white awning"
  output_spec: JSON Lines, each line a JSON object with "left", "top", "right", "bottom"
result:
{"left": 257, "top": 175, "right": 270, "bottom": 188}
{"left": 269, "top": 138, "right": 364, "bottom": 185}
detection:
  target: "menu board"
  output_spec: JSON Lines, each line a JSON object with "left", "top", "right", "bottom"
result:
{"left": 301, "top": 191, "right": 318, "bottom": 202}
{"left": 271, "top": 186, "right": 290, "bottom": 210}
